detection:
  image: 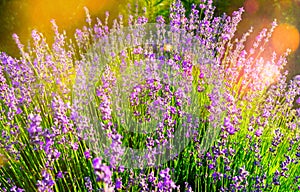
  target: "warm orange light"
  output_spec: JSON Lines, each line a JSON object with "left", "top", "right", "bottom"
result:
{"left": 84, "top": 0, "right": 108, "bottom": 15}
{"left": 28, "top": 0, "right": 83, "bottom": 30}
{"left": 27, "top": 0, "right": 113, "bottom": 31}
{"left": 271, "top": 23, "right": 300, "bottom": 55}
{"left": 243, "top": 0, "right": 259, "bottom": 15}
{"left": 13, "top": 0, "right": 120, "bottom": 50}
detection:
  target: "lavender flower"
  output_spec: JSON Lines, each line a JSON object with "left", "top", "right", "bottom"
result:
{"left": 92, "top": 158, "right": 112, "bottom": 184}
{"left": 84, "top": 177, "right": 93, "bottom": 192}
{"left": 37, "top": 170, "right": 55, "bottom": 192}
{"left": 0, "top": 0, "right": 299, "bottom": 191}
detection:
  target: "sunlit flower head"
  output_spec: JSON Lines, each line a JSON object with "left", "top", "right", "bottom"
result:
{"left": 258, "top": 61, "right": 281, "bottom": 86}
{"left": 164, "top": 44, "right": 173, "bottom": 52}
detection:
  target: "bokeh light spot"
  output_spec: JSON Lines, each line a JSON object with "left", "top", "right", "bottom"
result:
{"left": 260, "top": 62, "right": 281, "bottom": 86}
{"left": 271, "top": 23, "right": 300, "bottom": 55}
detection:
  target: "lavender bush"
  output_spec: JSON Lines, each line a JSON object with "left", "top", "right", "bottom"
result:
{"left": 0, "top": 0, "right": 300, "bottom": 191}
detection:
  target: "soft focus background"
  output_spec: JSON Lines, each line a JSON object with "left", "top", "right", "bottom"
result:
{"left": 0, "top": 0, "right": 299, "bottom": 79}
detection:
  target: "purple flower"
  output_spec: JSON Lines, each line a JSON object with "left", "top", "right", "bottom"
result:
{"left": 9, "top": 186, "right": 25, "bottom": 192}
{"left": 199, "top": 4, "right": 206, "bottom": 9}
{"left": 255, "top": 128, "right": 263, "bottom": 137}
{"left": 133, "top": 46, "right": 143, "bottom": 54}
{"left": 1, "top": 1, "right": 298, "bottom": 191}
{"left": 92, "top": 157, "right": 102, "bottom": 170}
{"left": 226, "top": 124, "right": 236, "bottom": 135}
{"left": 118, "top": 165, "right": 125, "bottom": 173}
{"left": 92, "top": 158, "right": 112, "bottom": 184}
{"left": 148, "top": 171, "right": 156, "bottom": 183}
{"left": 212, "top": 172, "right": 219, "bottom": 180}
{"left": 115, "top": 178, "right": 122, "bottom": 190}
{"left": 158, "top": 168, "right": 177, "bottom": 191}
{"left": 71, "top": 142, "right": 79, "bottom": 150}
{"left": 294, "top": 75, "right": 300, "bottom": 81}
{"left": 208, "top": 164, "right": 215, "bottom": 169}
{"left": 223, "top": 117, "right": 230, "bottom": 127}
{"left": 156, "top": 15, "right": 165, "bottom": 24}
{"left": 225, "top": 166, "right": 231, "bottom": 171}
{"left": 185, "top": 182, "right": 193, "bottom": 192}
{"left": 37, "top": 170, "right": 55, "bottom": 192}
{"left": 28, "top": 114, "right": 43, "bottom": 136}
{"left": 199, "top": 72, "right": 204, "bottom": 79}
{"left": 137, "top": 16, "right": 148, "bottom": 25}
{"left": 56, "top": 171, "right": 63, "bottom": 179}
{"left": 84, "top": 150, "right": 91, "bottom": 159}
{"left": 84, "top": 177, "right": 93, "bottom": 192}
{"left": 159, "top": 168, "right": 170, "bottom": 178}
{"left": 296, "top": 97, "right": 300, "bottom": 105}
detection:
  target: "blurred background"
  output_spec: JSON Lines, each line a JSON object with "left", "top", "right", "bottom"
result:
{"left": 0, "top": 0, "right": 299, "bottom": 79}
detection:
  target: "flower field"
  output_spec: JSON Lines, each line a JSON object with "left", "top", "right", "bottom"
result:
{"left": 0, "top": 0, "right": 300, "bottom": 191}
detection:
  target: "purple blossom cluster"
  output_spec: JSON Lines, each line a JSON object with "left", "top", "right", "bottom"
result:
{"left": 0, "top": 0, "right": 299, "bottom": 191}
{"left": 36, "top": 170, "right": 55, "bottom": 192}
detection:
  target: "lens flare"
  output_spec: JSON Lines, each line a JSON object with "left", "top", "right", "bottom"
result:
{"left": 233, "top": 53, "right": 281, "bottom": 97}
{"left": 259, "top": 62, "right": 281, "bottom": 86}
{"left": 271, "top": 23, "right": 300, "bottom": 55}
{"left": 16, "top": 0, "right": 120, "bottom": 49}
